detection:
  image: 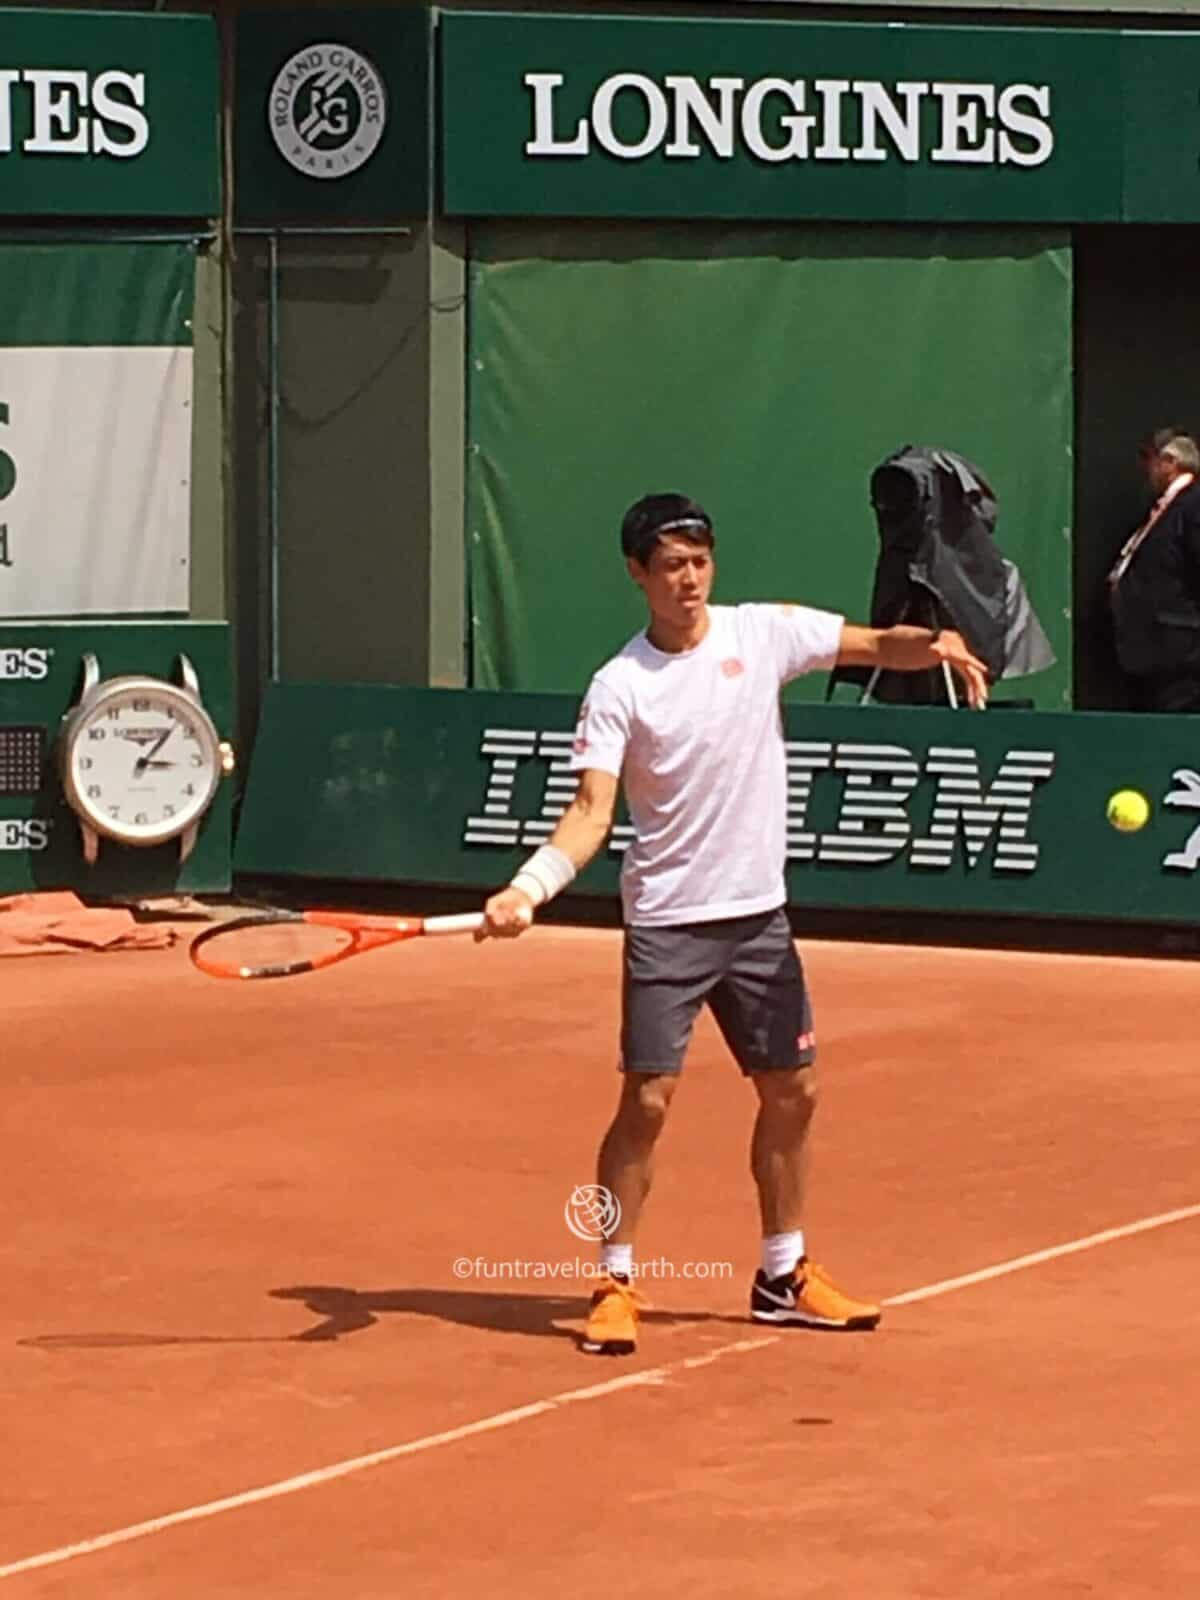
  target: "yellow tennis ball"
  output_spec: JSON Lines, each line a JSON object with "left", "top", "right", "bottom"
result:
{"left": 1107, "top": 789, "right": 1150, "bottom": 833}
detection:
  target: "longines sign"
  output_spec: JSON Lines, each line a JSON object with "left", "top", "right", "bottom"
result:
{"left": 523, "top": 75, "right": 1054, "bottom": 169}
{"left": 441, "top": 14, "right": 1200, "bottom": 223}
{"left": 0, "top": 9, "right": 218, "bottom": 217}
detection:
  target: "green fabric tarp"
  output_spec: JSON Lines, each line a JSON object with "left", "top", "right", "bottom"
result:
{"left": 466, "top": 222, "right": 1072, "bottom": 708}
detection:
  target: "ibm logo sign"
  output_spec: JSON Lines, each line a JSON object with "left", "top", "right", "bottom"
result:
{"left": 464, "top": 729, "right": 1056, "bottom": 875}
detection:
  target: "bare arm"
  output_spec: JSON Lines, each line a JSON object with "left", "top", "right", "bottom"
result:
{"left": 544, "top": 767, "right": 620, "bottom": 870}
{"left": 837, "top": 623, "right": 990, "bottom": 709}
{"left": 479, "top": 768, "right": 619, "bottom": 938}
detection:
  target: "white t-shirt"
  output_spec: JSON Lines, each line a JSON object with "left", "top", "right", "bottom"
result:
{"left": 570, "top": 603, "right": 844, "bottom": 927}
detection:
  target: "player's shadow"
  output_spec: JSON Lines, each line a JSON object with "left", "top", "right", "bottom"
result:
{"left": 15, "top": 1287, "right": 739, "bottom": 1355}
{"left": 270, "top": 1284, "right": 735, "bottom": 1346}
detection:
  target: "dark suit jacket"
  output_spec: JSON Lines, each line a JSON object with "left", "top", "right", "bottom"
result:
{"left": 1111, "top": 479, "right": 1200, "bottom": 679}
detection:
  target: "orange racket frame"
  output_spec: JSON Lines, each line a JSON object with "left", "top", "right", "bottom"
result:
{"left": 189, "top": 910, "right": 485, "bottom": 980}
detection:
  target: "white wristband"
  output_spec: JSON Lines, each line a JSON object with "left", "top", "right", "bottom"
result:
{"left": 510, "top": 844, "right": 576, "bottom": 907}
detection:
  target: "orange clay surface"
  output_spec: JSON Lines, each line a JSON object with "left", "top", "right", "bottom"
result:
{"left": 2, "top": 926, "right": 1199, "bottom": 1597}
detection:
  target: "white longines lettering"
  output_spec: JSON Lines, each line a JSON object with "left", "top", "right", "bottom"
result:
{"left": 0, "top": 69, "right": 148, "bottom": 159}
{"left": 463, "top": 729, "right": 1056, "bottom": 873}
{"left": 0, "top": 647, "right": 51, "bottom": 681}
{"left": 0, "top": 818, "right": 49, "bottom": 851}
{"left": 523, "top": 72, "right": 1054, "bottom": 169}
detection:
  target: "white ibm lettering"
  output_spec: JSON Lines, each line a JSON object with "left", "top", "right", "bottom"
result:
{"left": 524, "top": 72, "right": 1054, "bottom": 170}
{"left": 464, "top": 729, "right": 1055, "bottom": 873}
{"left": 909, "top": 747, "right": 1055, "bottom": 874}
{"left": 788, "top": 740, "right": 924, "bottom": 867}
{"left": 464, "top": 728, "right": 536, "bottom": 846}
{"left": 784, "top": 741, "right": 833, "bottom": 862}
{"left": 817, "top": 744, "right": 921, "bottom": 866}
{"left": 465, "top": 727, "right": 635, "bottom": 853}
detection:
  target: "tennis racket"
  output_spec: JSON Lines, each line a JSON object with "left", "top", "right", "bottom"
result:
{"left": 189, "top": 909, "right": 485, "bottom": 981}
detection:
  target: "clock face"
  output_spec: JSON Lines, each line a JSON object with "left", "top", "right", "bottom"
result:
{"left": 65, "top": 683, "right": 220, "bottom": 844}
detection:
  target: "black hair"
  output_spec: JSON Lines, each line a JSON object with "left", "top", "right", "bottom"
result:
{"left": 619, "top": 493, "right": 714, "bottom": 566}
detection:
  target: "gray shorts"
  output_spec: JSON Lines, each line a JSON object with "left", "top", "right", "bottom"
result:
{"left": 620, "top": 908, "right": 816, "bottom": 1075}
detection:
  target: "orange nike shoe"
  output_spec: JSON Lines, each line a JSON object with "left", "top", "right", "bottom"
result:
{"left": 580, "top": 1274, "right": 646, "bottom": 1356}
{"left": 750, "top": 1259, "right": 881, "bottom": 1330}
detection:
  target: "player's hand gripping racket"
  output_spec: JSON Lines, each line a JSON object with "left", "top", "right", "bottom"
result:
{"left": 189, "top": 910, "right": 485, "bottom": 981}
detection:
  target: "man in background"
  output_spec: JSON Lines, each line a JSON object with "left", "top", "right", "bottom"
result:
{"left": 1108, "top": 427, "right": 1200, "bottom": 712}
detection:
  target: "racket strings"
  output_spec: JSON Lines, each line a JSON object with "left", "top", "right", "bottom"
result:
{"left": 195, "top": 918, "right": 354, "bottom": 977}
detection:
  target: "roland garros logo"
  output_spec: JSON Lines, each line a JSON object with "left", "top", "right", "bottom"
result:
{"left": 268, "top": 43, "right": 387, "bottom": 179}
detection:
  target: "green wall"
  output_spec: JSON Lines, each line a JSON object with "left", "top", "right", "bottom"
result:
{"left": 466, "top": 221, "right": 1072, "bottom": 707}
{"left": 235, "top": 682, "right": 1200, "bottom": 927}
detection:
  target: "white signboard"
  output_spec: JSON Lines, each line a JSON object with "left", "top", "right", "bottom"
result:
{"left": 0, "top": 346, "right": 191, "bottom": 616}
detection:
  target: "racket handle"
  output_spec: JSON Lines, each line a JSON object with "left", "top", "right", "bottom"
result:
{"left": 423, "top": 912, "right": 486, "bottom": 937}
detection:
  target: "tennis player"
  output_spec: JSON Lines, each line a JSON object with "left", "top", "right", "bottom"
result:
{"left": 481, "top": 493, "right": 988, "bottom": 1355}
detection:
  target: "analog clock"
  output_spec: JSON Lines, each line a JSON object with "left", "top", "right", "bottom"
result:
{"left": 59, "top": 654, "right": 229, "bottom": 864}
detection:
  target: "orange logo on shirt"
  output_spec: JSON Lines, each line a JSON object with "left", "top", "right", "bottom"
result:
{"left": 720, "top": 658, "right": 744, "bottom": 678}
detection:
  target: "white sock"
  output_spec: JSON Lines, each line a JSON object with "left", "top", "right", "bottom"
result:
{"left": 600, "top": 1242, "right": 634, "bottom": 1280}
{"left": 761, "top": 1230, "right": 805, "bottom": 1280}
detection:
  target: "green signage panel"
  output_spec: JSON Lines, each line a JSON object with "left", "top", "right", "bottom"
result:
{"left": 236, "top": 684, "right": 1200, "bottom": 928}
{"left": 0, "top": 9, "right": 218, "bottom": 219}
{"left": 441, "top": 13, "right": 1200, "bottom": 223}
{"left": 0, "top": 623, "right": 234, "bottom": 897}
{"left": 235, "top": 7, "right": 430, "bottom": 224}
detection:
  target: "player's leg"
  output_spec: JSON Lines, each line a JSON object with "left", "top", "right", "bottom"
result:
{"left": 582, "top": 924, "right": 712, "bottom": 1356}
{"left": 581, "top": 1073, "right": 674, "bottom": 1356}
{"left": 750, "top": 1065, "right": 817, "bottom": 1240}
{"left": 707, "top": 909, "right": 881, "bottom": 1331}
{"left": 596, "top": 1071, "right": 678, "bottom": 1262}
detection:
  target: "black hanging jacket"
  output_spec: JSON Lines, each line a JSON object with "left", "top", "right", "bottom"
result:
{"left": 831, "top": 445, "right": 1054, "bottom": 705}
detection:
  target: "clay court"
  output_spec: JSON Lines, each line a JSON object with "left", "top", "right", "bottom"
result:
{"left": 3, "top": 924, "right": 1199, "bottom": 1597}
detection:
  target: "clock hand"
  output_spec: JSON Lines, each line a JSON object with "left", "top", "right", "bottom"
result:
{"left": 134, "top": 728, "right": 173, "bottom": 775}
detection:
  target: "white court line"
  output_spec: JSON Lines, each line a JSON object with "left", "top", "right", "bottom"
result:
{"left": 4, "top": 1201, "right": 1200, "bottom": 1582}
{"left": 881, "top": 1202, "right": 1200, "bottom": 1307}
